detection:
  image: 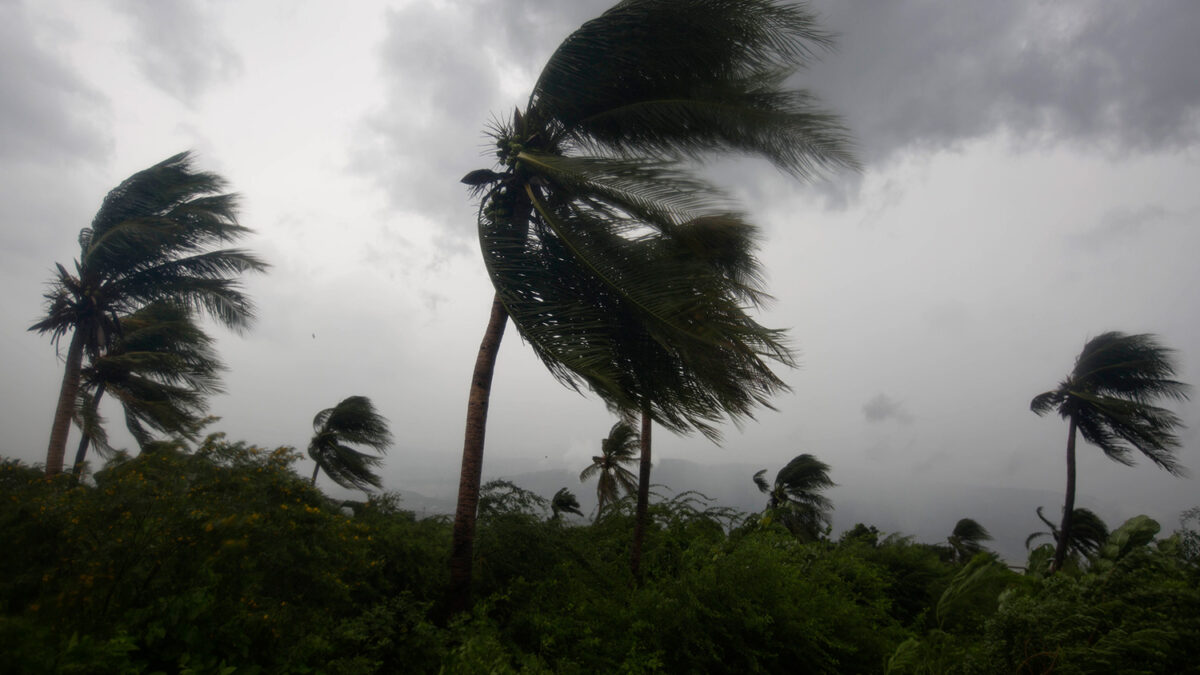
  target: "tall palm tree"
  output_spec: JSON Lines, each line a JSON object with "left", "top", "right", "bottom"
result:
{"left": 308, "top": 396, "right": 392, "bottom": 492}
{"left": 579, "top": 420, "right": 640, "bottom": 519}
{"left": 1025, "top": 505, "right": 1109, "bottom": 563}
{"left": 1031, "top": 331, "right": 1190, "bottom": 572}
{"left": 30, "top": 152, "right": 268, "bottom": 474}
{"left": 947, "top": 518, "right": 993, "bottom": 564}
{"left": 452, "top": 0, "right": 855, "bottom": 609}
{"left": 71, "top": 301, "right": 223, "bottom": 476}
{"left": 753, "top": 453, "right": 835, "bottom": 541}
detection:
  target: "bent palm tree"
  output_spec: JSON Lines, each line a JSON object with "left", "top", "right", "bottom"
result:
{"left": 579, "top": 420, "right": 640, "bottom": 519}
{"left": 947, "top": 518, "right": 993, "bottom": 564}
{"left": 308, "top": 396, "right": 392, "bottom": 491}
{"left": 453, "top": 0, "right": 855, "bottom": 609}
{"left": 550, "top": 487, "right": 584, "bottom": 520}
{"left": 72, "top": 301, "right": 223, "bottom": 475}
{"left": 1025, "top": 505, "right": 1108, "bottom": 563}
{"left": 1031, "top": 331, "right": 1189, "bottom": 572}
{"left": 753, "top": 453, "right": 835, "bottom": 541}
{"left": 31, "top": 152, "right": 268, "bottom": 474}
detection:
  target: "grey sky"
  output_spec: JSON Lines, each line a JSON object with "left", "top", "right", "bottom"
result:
{"left": 3, "top": 0, "right": 1198, "bottom": 555}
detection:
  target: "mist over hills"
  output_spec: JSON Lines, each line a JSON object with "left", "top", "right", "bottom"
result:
{"left": 387, "top": 457, "right": 1085, "bottom": 563}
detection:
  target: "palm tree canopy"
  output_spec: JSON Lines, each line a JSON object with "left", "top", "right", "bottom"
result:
{"left": 580, "top": 420, "right": 641, "bottom": 515}
{"left": 1031, "top": 331, "right": 1190, "bottom": 473}
{"left": 466, "top": 0, "right": 856, "bottom": 439}
{"left": 551, "top": 487, "right": 584, "bottom": 519}
{"left": 951, "top": 518, "right": 992, "bottom": 545}
{"left": 31, "top": 151, "right": 269, "bottom": 350}
{"left": 754, "top": 453, "right": 835, "bottom": 538}
{"left": 78, "top": 301, "right": 224, "bottom": 453}
{"left": 309, "top": 396, "right": 392, "bottom": 491}
{"left": 1026, "top": 506, "right": 1109, "bottom": 558}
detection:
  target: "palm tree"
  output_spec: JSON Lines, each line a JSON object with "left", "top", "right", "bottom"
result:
{"left": 1031, "top": 331, "right": 1190, "bottom": 572}
{"left": 308, "top": 396, "right": 392, "bottom": 492}
{"left": 1025, "top": 505, "right": 1109, "bottom": 563}
{"left": 550, "top": 487, "right": 584, "bottom": 520}
{"left": 30, "top": 152, "right": 268, "bottom": 474}
{"left": 452, "top": 0, "right": 855, "bottom": 608}
{"left": 753, "top": 453, "right": 835, "bottom": 541}
{"left": 71, "top": 301, "right": 223, "bottom": 476}
{"left": 947, "top": 518, "right": 993, "bottom": 563}
{"left": 579, "top": 420, "right": 640, "bottom": 519}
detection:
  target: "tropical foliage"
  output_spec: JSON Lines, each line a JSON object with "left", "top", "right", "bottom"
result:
{"left": 579, "top": 420, "right": 640, "bottom": 518}
{"left": 308, "top": 396, "right": 392, "bottom": 491}
{"left": 948, "top": 518, "right": 993, "bottom": 563}
{"left": 6, "top": 446, "right": 1197, "bottom": 674}
{"left": 30, "top": 152, "right": 268, "bottom": 474}
{"left": 753, "top": 453, "right": 835, "bottom": 541}
{"left": 1031, "top": 331, "right": 1190, "bottom": 571}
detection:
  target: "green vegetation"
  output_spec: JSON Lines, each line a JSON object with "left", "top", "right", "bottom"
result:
{"left": 4, "top": 442, "right": 1198, "bottom": 673}
{"left": 307, "top": 396, "right": 392, "bottom": 491}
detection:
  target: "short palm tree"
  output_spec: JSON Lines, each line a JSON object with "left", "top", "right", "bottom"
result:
{"left": 1025, "top": 505, "right": 1109, "bottom": 562}
{"left": 947, "top": 518, "right": 993, "bottom": 563}
{"left": 308, "top": 396, "right": 392, "bottom": 491}
{"left": 1031, "top": 331, "right": 1190, "bottom": 572}
{"left": 30, "top": 152, "right": 267, "bottom": 474}
{"left": 579, "top": 420, "right": 640, "bottom": 519}
{"left": 753, "top": 453, "right": 835, "bottom": 541}
{"left": 72, "top": 301, "right": 223, "bottom": 475}
{"left": 550, "top": 487, "right": 584, "bottom": 520}
{"left": 452, "top": 0, "right": 855, "bottom": 609}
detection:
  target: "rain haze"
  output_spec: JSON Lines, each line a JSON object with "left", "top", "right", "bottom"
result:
{"left": 3, "top": 0, "right": 1199, "bottom": 561}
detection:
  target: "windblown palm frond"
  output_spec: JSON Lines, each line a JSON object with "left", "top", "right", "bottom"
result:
{"left": 754, "top": 453, "right": 835, "bottom": 540}
{"left": 948, "top": 518, "right": 993, "bottom": 563}
{"left": 551, "top": 487, "right": 584, "bottom": 519}
{"left": 580, "top": 420, "right": 641, "bottom": 518}
{"left": 1026, "top": 506, "right": 1109, "bottom": 560}
{"left": 309, "top": 396, "right": 392, "bottom": 492}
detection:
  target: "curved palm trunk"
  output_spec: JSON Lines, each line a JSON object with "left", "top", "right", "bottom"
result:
{"left": 46, "top": 330, "right": 86, "bottom": 475}
{"left": 71, "top": 381, "right": 107, "bottom": 478}
{"left": 1052, "top": 417, "right": 1078, "bottom": 573}
{"left": 311, "top": 462, "right": 321, "bottom": 485}
{"left": 630, "top": 408, "right": 652, "bottom": 582}
{"left": 448, "top": 293, "right": 509, "bottom": 615}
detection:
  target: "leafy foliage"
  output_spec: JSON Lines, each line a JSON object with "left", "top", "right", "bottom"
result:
{"left": 579, "top": 420, "right": 640, "bottom": 518}
{"left": 308, "top": 396, "right": 392, "bottom": 491}
{"left": 753, "top": 453, "right": 835, "bottom": 541}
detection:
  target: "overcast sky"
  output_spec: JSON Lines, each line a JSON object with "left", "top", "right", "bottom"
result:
{"left": 3, "top": 0, "right": 1198, "bottom": 551}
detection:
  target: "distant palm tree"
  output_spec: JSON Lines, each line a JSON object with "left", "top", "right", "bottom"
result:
{"left": 1031, "top": 331, "right": 1190, "bottom": 572}
{"left": 947, "top": 518, "right": 993, "bottom": 563}
{"left": 1025, "top": 505, "right": 1109, "bottom": 562}
{"left": 753, "top": 453, "right": 835, "bottom": 541}
{"left": 550, "top": 487, "right": 584, "bottom": 520}
{"left": 579, "top": 420, "right": 640, "bottom": 519}
{"left": 72, "top": 301, "right": 223, "bottom": 475}
{"left": 308, "top": 396, "right": 392, "bottom": 491}
{"left": 30, "top": 152, "right": 267, "bottom": 474}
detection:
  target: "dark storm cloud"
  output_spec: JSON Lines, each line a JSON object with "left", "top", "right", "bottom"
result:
{"left": 805, "top": 0, "right": 1200, "bottom": 167}
{"left": 0, "top": 2, "right": 108, "bottom": 162}
{"left": 862, "top": 393, "right": 913, "bottom": 424}
{"left": 115, "top": 0, "right": 241, "bottom": 104}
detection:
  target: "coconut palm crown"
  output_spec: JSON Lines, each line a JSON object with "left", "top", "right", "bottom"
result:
{"left": 753, "top": 453, "right": 835, "bottom": 541}
{"left": 1031, "top": 331, "right": 1189, "bottom": 572}
{"left": 31, "top": 152, "right": 268, "bottom": 474}
{"left": 947, "top": 518, "right": 993, "bottom": 563}
{"left": 308, "top": 396, "right": 392, "bottom": 492}
{"left": 580, "top": 420, "right": 641, "bottom": 518}
{"left": 73, "top": 301, "right": 224, "bottom": 474}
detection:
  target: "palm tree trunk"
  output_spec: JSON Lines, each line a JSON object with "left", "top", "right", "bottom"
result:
{"left": 46, "top": 330, "right": 86, "bottom": 475}
{"left": 448, "top": 293, "right": 509, "bottom": 615}
{"left": 1052, "top": 416, "right": 1078, "bottom": 573}
{"left": 630, "top": 407, "right": 652, "bottom": 582}
{"left": 311, "top": 462, "right": 320, "bottom": 485}
{"left": 71, "top": 381, "right": 107, "bottom": 478}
